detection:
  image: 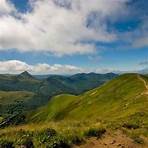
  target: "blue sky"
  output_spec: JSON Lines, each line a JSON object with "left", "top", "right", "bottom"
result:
{"left": 9, "top": 0, "right": 29, "bottom": 12}
{"left": 0, "top": 0, "right": 147, "bottom": 74}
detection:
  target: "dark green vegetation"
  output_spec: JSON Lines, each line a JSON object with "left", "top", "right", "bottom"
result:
{"left": 0, "top": 73, "right": 148, "bottom": 147}
{"left": 0, "top": 71, "right": 117, "bottom": 123}
{"left": 0, "top": 71, "right": 117, "bottom": 95}
{"left": 84, "top": 127, "right": 106, "bottom": 138}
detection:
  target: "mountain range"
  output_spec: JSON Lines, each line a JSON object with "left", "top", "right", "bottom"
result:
{"left": 0, "top": 71, "right": 117, "bottom": 118}
{"left": 0, "top": 72, "right": 148, "bottom": 147}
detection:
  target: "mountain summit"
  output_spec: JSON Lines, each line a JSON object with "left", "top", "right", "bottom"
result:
{"left": 17, "top": 71, "right": 34, "bottom": 79}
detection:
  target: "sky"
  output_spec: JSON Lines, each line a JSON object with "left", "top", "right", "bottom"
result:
{"left": 0, "top": 0, "right": 148, "bottom": 74}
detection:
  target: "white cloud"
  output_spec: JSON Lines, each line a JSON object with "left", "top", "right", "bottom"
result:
{"left": 0, "top": 0, "right": 128, "bottom": 56}
{"left": 0, "top": 60, "right": 84, "bottom": 74}
{"left": 0, "top": 0, "right": 15, "bottom": 14}
{"left": 132, "top": 20, "right": 148, "bottom": 48}
{"left": 0, "top": 60, "right": 30, "bottom": 73}
{"left": 0, "top": 60, "right": 120, "bottom": 74}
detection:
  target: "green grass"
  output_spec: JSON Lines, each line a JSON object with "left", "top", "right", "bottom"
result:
{"left": 0, "top": 120, "right": 105, "bottom": 147}
{"left": 0, "top": 91, "right": 35, "bottom": 105}
{"left": 0, "top": 72, "right": 117, "bottom": 119}
{"left": 28, "top": 74, "right": 148, "bottom": 124}
{"left": 28, "top": 94, "right": 78, "bottom": 122}
{"left": 25, "top": 73, "right": 148, "bottom": 139}
{"left": 0, "top": 91, "right": 36, "bottom": 117}
{"left": 0, "top": 73, "right": 148, "bottom": 147}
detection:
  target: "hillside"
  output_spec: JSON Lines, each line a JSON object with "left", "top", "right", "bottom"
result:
{"left": 1, "top": 73, "right": 148, "bottom": 148}
{"left": 0, "top": 72, "right": 117, "bottom": 105}
{"left": 0, "top": 91, "right": 47, "bottom": 119}
{"left": 40, "top": 72, "right": 117, "bottom": 96}
{"left": 29, "top": 73, "right": 148, "bottom": 127}
{"left": 0, "top": 72, "right": 117, "bottom": 120}
{"left": 0, "top": 72, "right": 117, "bottom": 95}
{"left": 0, "top": 72, "right": 41, "bottom": 92}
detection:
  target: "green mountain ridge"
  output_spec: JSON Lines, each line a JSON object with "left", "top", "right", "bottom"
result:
{"left": 0, "top": 72, "right": 117, "bottom": 118}
{"left": 0, "top": 72, "right": 117, "bottom": 94}
{"left": 1, "top": 73, "right": 148, "bottom": 148}
{"left": 28, "top": 73, "right": 148, "bottom": 127}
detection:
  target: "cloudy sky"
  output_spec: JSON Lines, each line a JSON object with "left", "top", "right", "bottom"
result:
{"left": 0, "top": 0, "right": 147, "bottom": 74}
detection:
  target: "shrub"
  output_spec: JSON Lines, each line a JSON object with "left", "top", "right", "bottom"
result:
{"left": 84, "top": 128, "right": 106, "bottom": 138}
{"left": 0, "top": 139, "right": 14, "bottom": 148}
{"left": 71, "top": 136, "right": 84, "bottom": 145}
{"left": 19, "top": 137, "right": 34, "bottom": 148}
{"left": 16, "top": 130, "right": 34, "bottom": 148}
{"left": 17, "top": 129, "right": 33, "bottom": 137}
{"left": 36, "top": 128, "right": 57, "bottom": 144}
{"left": 132, "top": 136, "right": 144, "bottom": 144}
{"left": 46, "top": 135, "right": 70, "bottom": 148}
{"left": 44, "top": 128, "right": 57, "bottom": 137}
{"left": 123, "top": 123, "right": 139, "bottom": 129}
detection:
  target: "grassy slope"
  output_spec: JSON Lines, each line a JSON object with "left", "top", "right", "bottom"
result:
{"left": 0, "top": 74, "right": 41, "bottom": 92}
{"left": 0, "top": 73, "right": 117, "bottom": 111}
{"left": 28, "top": 73, "right": 148, "bottom": 127}
{"left": 0, "top": 91, "right": 35, "bottom": 105}
{"left": 0, "top": 72, "right": 117, "bottom": 118}
{"left": 1, "top": 73, "right": 148, "bottom": 147}
{"left": 0, "top": 91, "right": 36, "bottom": 116}
{"left": 28, "top": 94, "right": 78, "bottom": 122}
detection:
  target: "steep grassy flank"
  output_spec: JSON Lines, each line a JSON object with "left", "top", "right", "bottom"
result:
{"left": 28, "top": 94, "right": 78, "bottom": 122}
{"left": 1, "top": 73, "right": 148, "bottom": 147}
{"left": 28, "top": 73, "right": 148, "bottom": 127}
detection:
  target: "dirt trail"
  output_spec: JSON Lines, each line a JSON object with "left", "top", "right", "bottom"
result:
{"left": 137, "top": 75, "right": 148, "bottom": 95}
{"left": 73, "top": 131, "right": 148, "bottom": 148}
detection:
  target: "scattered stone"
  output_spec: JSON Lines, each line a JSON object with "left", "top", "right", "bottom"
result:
{"left": 117, "top": 143, "right": 122, "bottom": 147}
{"left": 111, "top": 140, "right": 116, "bottom": 144}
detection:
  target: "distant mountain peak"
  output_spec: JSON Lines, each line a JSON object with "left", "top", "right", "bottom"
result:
{"left": 17, "top": 71, "right": 34, "bottom": 79}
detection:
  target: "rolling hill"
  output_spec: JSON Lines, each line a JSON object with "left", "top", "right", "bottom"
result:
{"left": 39, "top": 72, "right": 117, "bottom": 96}
{"left": 0, "top": 91, "right": 35, "bottom": 110}
{"left": 28, "top": 73, "right": 148, "bottom": 127}
{"left": 1, "top": 73, "right": 148, "bottom": 148}
{"left": 0, "top": 71, "right": 117, "bottom": 118}
{"left": 0, "top": 71, "right": 117, "bottom": 95}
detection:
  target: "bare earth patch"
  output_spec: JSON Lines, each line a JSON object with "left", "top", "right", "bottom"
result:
{"left": 73, "top": 131, "right": 148, "bottom": 148}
